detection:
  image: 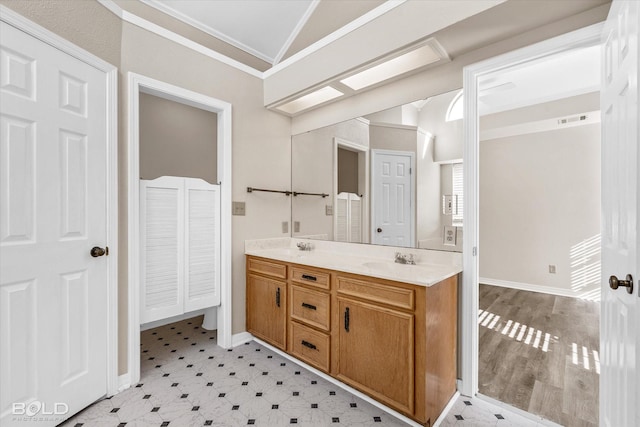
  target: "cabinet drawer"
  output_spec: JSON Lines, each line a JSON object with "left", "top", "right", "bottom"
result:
{"left": 290, "top": 285, "right": 330, "bottom": 331}
{"left": 247, "top": 257, "right": 287, "bottom": 279}
{"left": 291, "top": 267, "right": 330, "bottom": 290}
{"left": 290, "top": 322, "right": 330, "bottom": 373}
{"left": 336, "top": 276, "right": 414, "bottom": 311}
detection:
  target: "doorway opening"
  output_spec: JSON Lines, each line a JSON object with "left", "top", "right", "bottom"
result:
{"left": 461, "top": 22, "right": 604, "bottom": 425}
{"left": 127, "top": 73, "right": 232, "bottom": 387}
{"left": 333, "top": 137, "right": 369, "bottom": 244}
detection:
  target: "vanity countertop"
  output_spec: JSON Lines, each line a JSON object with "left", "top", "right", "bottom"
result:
{"left": 245, "top": 238, "right": 462, "bottom": 287}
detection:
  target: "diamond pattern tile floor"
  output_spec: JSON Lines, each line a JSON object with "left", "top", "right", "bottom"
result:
{"left": 60, "top": 315, "right": 552, "bottom": 426}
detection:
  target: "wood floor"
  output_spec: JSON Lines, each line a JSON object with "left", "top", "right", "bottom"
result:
{"left": 478, "top": 284, "right": 600, "bottom": 427}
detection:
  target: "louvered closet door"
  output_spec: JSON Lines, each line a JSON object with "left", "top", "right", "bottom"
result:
{"left": 335, "top": 192, "right": 362, "bottom": 243}
{"left": 140, "top": 177, "right": 184, "bottom": 323}
{"left": 140, "top": 177, "right": 221, "bottom": 324}
{"left": 349, "top": 194, "right": 362, "bottom": 243}
{"left": 184, "top": 179, "right": 220, "bottom": 311}
{"left": 336, "top": 193, "right": 348, "bottom": 242}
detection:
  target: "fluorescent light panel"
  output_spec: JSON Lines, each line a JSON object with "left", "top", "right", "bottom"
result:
{"left": 277, "top": 86, "right": 343, "bottom": 114}
{"left": 340, "top": 44, "right": 441, "bottom": 90}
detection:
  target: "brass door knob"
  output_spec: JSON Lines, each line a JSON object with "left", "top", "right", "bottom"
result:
{"left": 609, "top": 274, "right": 633, "bottom": 294}
{"left": 90, "top": 246, "right": 106, "bottom": 257}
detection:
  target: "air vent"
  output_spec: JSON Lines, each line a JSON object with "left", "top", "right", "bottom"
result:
{"left": 558, "top": 114, "right": 588, "bottom": 125}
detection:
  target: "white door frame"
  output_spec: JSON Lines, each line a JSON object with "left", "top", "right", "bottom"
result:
{"left": 0, "top": 5, "right": 120, "bottom": 396}
{"left": 127, "top": 73, "right": 232, "bottom": 385}
{"left": 370, "top": 149, "right": 416, "bottom": 247}
{"left": 460, "top": 23, "right": 604, "bottom": 397}
{"left": 333, "top": 137, "right": 370, "bottom": 243}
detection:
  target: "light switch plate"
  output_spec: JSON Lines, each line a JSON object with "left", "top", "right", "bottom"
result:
{"left": 294, "top": 221, "right": 300, "bottom": 233}
{"left": 443, "top": 195, "right": 454, "bottom": 215}
{"left": 232, "top": 201, "right": 245, "bottom": 216}
{"left": 325, "top": 205, "right": 333, "bottom": 216}
{"left": 549, "top": 265, "right": 556, "bottom": 274}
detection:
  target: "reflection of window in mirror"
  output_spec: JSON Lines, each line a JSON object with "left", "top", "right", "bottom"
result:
{"left": 446, "top": 90, "right": 464, "bottom": 122}
{"left": 452, "top": 162, "right": 463, "bottom": 226}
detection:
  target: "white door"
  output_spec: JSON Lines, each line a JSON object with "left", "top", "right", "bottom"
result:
{"left": 600, "top": 1, "right": 639, "bottom": 426}
{"left": 371, "top": 150, "right": 414, "bottom": 247}
{"left": 0, "top": 21, "right": 109, "bottom": 426}
{"left": 140, "top": 176, "right": 221, "bottom": 324}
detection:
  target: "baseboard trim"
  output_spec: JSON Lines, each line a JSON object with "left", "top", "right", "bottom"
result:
{"left": 433, "top": 391, "right": 460, "bottom": 427}
{"left": 117, "top": 373, "right": 131, "bottom": 393}
{"left": 253, "top": 338, "right": 422, "bottom": 427}
{"left": 479, "top": 277, "right": 581, "bottom": 299}
{"left": 232, "top": 332, "right": 254, "bottom": 347}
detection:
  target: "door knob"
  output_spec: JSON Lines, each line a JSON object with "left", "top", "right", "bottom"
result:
{"left": 609, "top": 274, "right": 633, "bottom": 294}
{"left": 377, "top": 228, "right": 382, "bottom": 233}
{"left": 90, "top": 246, "right": 106, "bottom": 257}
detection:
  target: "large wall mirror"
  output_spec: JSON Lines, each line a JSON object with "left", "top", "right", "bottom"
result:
{"left": 291, "top": 89, "right": 463, "bottom": 252}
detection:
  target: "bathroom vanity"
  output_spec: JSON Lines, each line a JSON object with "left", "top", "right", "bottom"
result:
{"left": 245, "top": 238, "right": 461, "bottom": 426}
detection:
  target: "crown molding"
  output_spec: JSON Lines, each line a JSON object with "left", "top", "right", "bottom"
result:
{"left": 98, "top": 0, "right": 264, "bottom": 78}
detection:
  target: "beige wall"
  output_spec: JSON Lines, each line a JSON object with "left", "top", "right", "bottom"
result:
{"left": 292, "top": 119, "right": 369, "bottom": 239}
{"left": 3, "top": 1, "right": 292, "bottom": 376}
{"left": 139, "top": 93, "right": 218, "bottom": 184}
{"left": 479, "top": 123, "right": 601, "bottom": 298}
{"left": 0, "top": 0, "right": 122, "bottom": 67}
{"left": 120, "top": 22, "right": 292, "bottom": 362}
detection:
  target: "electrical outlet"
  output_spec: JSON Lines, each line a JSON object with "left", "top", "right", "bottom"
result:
{"left": 325, "top": 205, "right": 333, "bottom": 216}
{"left": 282, "top": 221, "right": 288, "bottom": 233}
{"left": 232, "top": 201, "right": 245, "bottom": 216}
{"left": 549, "top": 265, "right": 556, "bottom": 274}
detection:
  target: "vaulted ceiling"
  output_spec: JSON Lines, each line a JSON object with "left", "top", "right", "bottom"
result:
{"left": 111, "top": 0, "right": 610, "bottom": 116}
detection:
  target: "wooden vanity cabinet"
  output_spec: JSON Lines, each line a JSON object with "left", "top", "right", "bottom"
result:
{"left": 245, "top": 255, "right": 458, "bottom": 426}
{"left": 335, "top": 274, "right": 421, "bottom": 418}
{"left": 336, "top": 296, "right": 415, "bottom": 414}
{"left": 288, "top": 265, "right": 332, "bottom": 373}
{"left": 246, "top": 258, "right": 287, "bottom": 350}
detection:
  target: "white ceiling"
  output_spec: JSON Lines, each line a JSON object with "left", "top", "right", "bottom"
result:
{"left": 142, "top": 0, "right": 317, "bottom": 64}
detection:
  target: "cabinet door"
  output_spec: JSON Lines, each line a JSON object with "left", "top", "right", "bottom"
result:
{"left": 246, "top": 273, "right": 287, "bottom": 350}
{"left": 337, "top": 297, "right": 414, "bottom": 414}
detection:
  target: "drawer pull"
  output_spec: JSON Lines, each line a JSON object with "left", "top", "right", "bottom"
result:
{"left": 301, "top": 274, "right": 317, "bottom": 282}
{"left": 301, "top": 302, "right": 317, "bottom": 310}
{"left": 344, "top": 307, "right": 350, "bottom": 332}
{"left": 276, "top": 287, "right": 281, "bottom": 307}
{"left": 301, "top": 340, "right": 317, "bottom": 350}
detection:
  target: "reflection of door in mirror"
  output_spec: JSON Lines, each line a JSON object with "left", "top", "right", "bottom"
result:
{"left": 291, "top": 88, "right": 463, "bottom": 252}
{"left": 371, "top": 150, "right": 415, "bottom": 247}
{"left": 334, "top": 138, "right": 369, "bottom": 243}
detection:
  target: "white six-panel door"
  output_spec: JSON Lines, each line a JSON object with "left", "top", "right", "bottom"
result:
{"left": 600, "top": 1, "right": 639, "bottom": 426}
{"left": 0, "top": 21, "right": 109, "bottom": 426}
{"left": 371, "top": 150, "right": 414, "bottom": 247}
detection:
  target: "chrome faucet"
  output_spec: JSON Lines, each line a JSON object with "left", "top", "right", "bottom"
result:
{"left": 394, "top": 252, "right": 416, "bottom": 265}
{"left": 297, "top": 242, "right": 314, "bottom": 251}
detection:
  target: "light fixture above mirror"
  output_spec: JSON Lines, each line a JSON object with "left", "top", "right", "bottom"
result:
{"left": 273, "top": 38, "right": 449, "bottom": 116}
